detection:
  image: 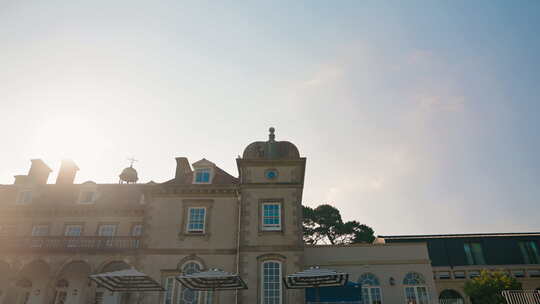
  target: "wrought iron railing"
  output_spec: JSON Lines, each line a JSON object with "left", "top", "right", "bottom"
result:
{"left": 0, "top": 236, "right": 142, "bottom": 251}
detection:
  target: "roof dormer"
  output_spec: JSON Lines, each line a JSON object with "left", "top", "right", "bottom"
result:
{"left": 192, "top": 159, "right": 215, "bottom": 184}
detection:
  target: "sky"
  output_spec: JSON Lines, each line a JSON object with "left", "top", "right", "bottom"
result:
{"left": 1, "top": 0, "right": 539, "bottom": 235}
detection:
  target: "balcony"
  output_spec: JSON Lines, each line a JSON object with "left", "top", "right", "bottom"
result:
{"left": 0, "top": 236, "right": 142, "bottom": 252}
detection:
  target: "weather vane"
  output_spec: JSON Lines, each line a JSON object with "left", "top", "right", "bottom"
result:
{"left": 127, "top": 157, "right": 138, "bottom": 168}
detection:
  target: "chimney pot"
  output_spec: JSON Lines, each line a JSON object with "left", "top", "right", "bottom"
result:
{"left": 56, "top": 159, "right": 79, "bottom": 184}
{"left": 28, "top": 159, "right": 52, "bottom": 184}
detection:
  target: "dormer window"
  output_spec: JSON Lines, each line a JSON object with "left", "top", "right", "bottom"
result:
{"left": 194, "top": 168, "right": 211, "bottom": 184}
{"left": 78, "top": 190, "right": 96, "bottom": 204}
{"left": 17, "top": 190, "right": 32, "bottom": 204}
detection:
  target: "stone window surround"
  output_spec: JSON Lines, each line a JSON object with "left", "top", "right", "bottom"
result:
{"left": 257, "top": 253, "right": 287, "bottom": 304}
{"left": 258, "top": 199, "right": 285, "bottom": 235}
{"left": 178, "top": 199, "right": 214, "bottom": 240}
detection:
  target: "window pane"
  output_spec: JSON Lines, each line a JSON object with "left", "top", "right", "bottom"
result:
{"left": 179, "top": 263, "right": 201, "bottom": 304}
{"left": 471, "top": 243, "right": 486, "bottom": 265}
{"left": 405, "top": 287, "right": 417, "bottom": 303}
{"left": 262, "top": 261, "right": 281, "bottom": 304}
{"left": 65, "top": 225, "right": 82, "bottom": 236}
{"left": 163, "top": 277, "right": 175, "bottom": 304}
{"left": 187, "top": 208, "right": 205, "bottom": 232}
{"left": 32, "top": 225, "right": 49, "bottom": 236}
{"left": 464, "top": 243, "right": 474, "bottom": 265}
{"left": 262, "top": 203, "right": 281, "bottom": 231}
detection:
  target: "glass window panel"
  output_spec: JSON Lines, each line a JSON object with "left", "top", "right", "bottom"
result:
{"left": 195, "top": 169, "right": 210, "bottom": 183}
{"left": 262, "top": 261, "right": 281, "bottom": 304}
{"left": 262, "top": 203, "right": 281, "bottom": 231}
{"left": 179, "top": 262, "right": 201, "bottom": 304}
{"left": 187, "top": 208, "right": 206, "bottom": 233}
{"left": 32, "top": 225, "right": 49, "bottom": 236}
{"left": 163, "top": 277, "right": 175, "bottom": 304}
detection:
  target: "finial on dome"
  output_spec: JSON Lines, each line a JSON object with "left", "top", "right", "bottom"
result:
{"left": 269, "top": 127, "right": 275, "bottom": 142}
{"left": 120, "top": 157, "right": 139, "bottom": 184}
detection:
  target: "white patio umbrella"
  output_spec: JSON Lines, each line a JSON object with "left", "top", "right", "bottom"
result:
{"left": 89, "top": 268, "right": 165, "bottom": 292}
{"left": 175, "top": 268, "right": 248, "bottom": 291}
{"left": 283, "top": 266, "right": 349, "bottom": 303}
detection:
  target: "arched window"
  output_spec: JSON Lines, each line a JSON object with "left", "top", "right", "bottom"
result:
{"left": 176, "top": 262, "right": 213, "bottom": 304}
{"left": 359, "top": 273, "right": 382, "bottom": 304}
{"left": 439, "top": 289, "right": 464, "bottom": 304}
{"left": 261, "top": 261, "right": 282, "bottom": 304}
{"left": 403, "top": 272, "right": 429, "bottom": 304}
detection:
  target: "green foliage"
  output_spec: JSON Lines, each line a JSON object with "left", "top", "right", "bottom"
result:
{"left": 302, "top": 204, "right": 375, "bottom": 245}
{"left": 463, "top": 270, "right": 522, "bottom": 304}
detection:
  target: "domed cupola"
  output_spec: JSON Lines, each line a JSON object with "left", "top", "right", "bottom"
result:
{"left": 242, "top": 127, "right": 300, "bottom": 160}
{"left": 119, "top": 158, "right": 139, "bottom": 184}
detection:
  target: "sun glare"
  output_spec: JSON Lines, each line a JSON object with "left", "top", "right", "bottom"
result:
{"left": 30, "top": 115, "right": 111, "bottom": 164}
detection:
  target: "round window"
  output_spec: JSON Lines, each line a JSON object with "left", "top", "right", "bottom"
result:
{"left": 265, "top": 169, "right": 278, "bottom": 180}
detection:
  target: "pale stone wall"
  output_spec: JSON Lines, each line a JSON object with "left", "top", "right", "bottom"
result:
{"left": 305, "top": 243, "right": 438, "bottom": 304}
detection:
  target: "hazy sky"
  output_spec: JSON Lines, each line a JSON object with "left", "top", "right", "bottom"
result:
{"left": 1, "top": 1, "right": 539, "bottom": 235}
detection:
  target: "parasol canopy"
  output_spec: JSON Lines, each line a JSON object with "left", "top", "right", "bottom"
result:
{"left": 284, "top": 266, "right": 349, "bottom": 289}
{"left": 176, "top": 268, "right": 248, "bottom": 291}
{"left": 89, "top": 268, "right": 165, "bottom": 292}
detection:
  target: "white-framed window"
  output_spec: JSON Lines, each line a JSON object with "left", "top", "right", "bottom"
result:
{"left": 187, "top": 208, "right": 206, "bottom": 233}
{"left": 32, "top": 225, "right": 50, "bottom": 236}
{"left": 403, "top": 272, "right": 430, "bottom": 304}
{"left": 359, "top": 273, "right": 382, "bottom": 304}
{"left": 17, "top": 190, "right": 32, "bottom": 204}
{"left": 194, "top": 168, "right": 211, "bottom": 184}
{"left": 261, "top": 260, "right": 282, "bottom": 304}
{"left": 163, "top": 276, "right": 175, "bottom": 304}
{"left": 65, "top": 225, "right": 83, "bottom": 236}
{"left": 78, "top": 190, "right": 96, "bottom": 204}
{"left": 262, "top": 202, "right": 281, "bottom": 231}
{"left": 177, "top": 261, "right": 212, "bottom": 304}
{"left": 98, "top": 224, "right": 117, "bottom": 237}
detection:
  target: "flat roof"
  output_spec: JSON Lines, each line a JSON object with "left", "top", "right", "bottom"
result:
{"left": 380, "top": 232, "right": 540, "bottom": 240}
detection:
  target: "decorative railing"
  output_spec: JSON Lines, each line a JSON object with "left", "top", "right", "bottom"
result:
{"left": 0, "top": 236, "right": 142, "bottom": 251}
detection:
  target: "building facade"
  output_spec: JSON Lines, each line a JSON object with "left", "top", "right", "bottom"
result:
{"left": 1, "top": 128, "right": 536, "bottom": 304}
{"left": 0, "top": 129, "right": 309, "bottom": 304}
{"left": 382, "top": 233, "right": 540, "bottom": 303}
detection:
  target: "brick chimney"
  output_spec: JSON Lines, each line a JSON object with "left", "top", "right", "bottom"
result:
{"left": 56, "top": 159, "right": 79, "bottom": 184}
{"left": 27, "top": 159, "right": 52, "bottom": 184}
{"left": 175, "top": 157, "right": 192, "bottom": 181}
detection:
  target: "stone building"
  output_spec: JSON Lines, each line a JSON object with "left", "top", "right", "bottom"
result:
{"left": 1, "top": 128, "right": 536, "bottom": 304}
{"left": 0, "top": 128, "right": 308, "bottom": 304}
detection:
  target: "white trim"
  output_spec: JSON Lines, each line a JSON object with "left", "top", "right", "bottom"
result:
{"left": 186, "top": 207, "right": 207, "bottom": 233}
{"left": 261, "top": 202, "right": 281, "bottom": 231}
{"left": 261, "top": 260, "right": 282, "bottom": 304}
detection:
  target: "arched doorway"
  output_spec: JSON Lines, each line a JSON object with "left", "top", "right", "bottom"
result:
{"left": 439, "top": 289, "right": 464, "bottom": 304}
{"left": 16, "top": 260, "right": 51, "bottom": 304}
{"left": 55, "top": 261, "right": 92, "bottom": 304}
